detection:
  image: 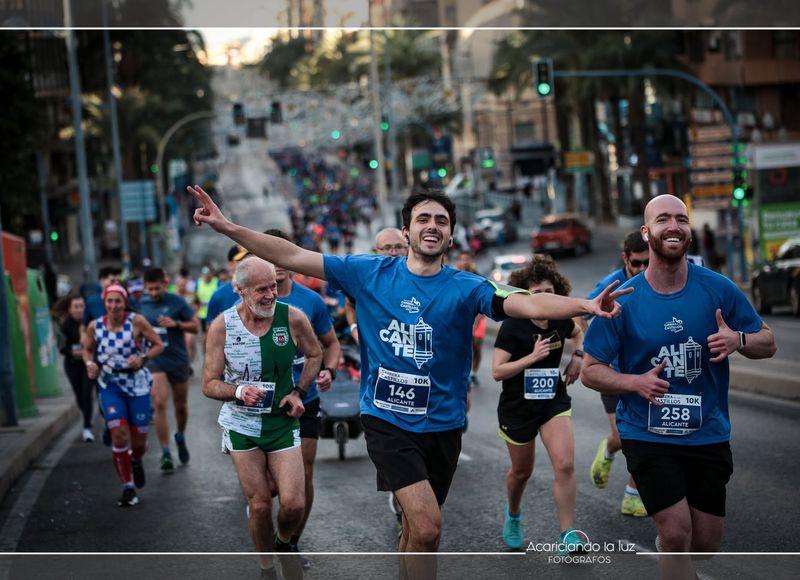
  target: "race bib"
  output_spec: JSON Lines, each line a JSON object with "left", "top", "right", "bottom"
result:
{"left": 373, "top": 367, "right": 431, "bottom": 415}
{"left": 71, "top": 343, "right": 83, "bottom": 357}
{"left": 648, "top": 393, "right": 702, "bottom": 435}
{"left": 523, "top": 368, "right": 559, "bottom": 400}
{"left": 154, "top": 326, "right": 169, "bottom": 348}
{"left": 234, "top": 380, "right": 276, "bottom": 414}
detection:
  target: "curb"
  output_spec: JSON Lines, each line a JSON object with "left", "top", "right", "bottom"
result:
{"left": 0, "top": 395, "right": 78, "bottom": 505}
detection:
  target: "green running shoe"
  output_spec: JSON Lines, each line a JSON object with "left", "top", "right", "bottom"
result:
{"left": 590, "top": 438, "right": 614, "bottom": 489}
{"left": 621, "top": 493, "right": 648, "bottom": 517}
{"left": 502, "top": 508, "right": 524, "bottom": 550}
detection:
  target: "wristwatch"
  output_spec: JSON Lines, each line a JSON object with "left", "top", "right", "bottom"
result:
{"left": 293, "top": 387, "right": 308, "bottom": 401}
{"left": 324, "top": 366, "right": 338, "bottom": 381}
{"left": 573, "top": 349, "right": 585, "bottom": 358}
{"left": 738, "top": 332, "right": 747, "bottom": 351}
{"left": 141, "top": 354, "right": 149, "bottom": 363}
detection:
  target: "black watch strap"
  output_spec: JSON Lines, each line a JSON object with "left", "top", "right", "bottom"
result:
{"left": 293, "top": 387, "right": 308, "bottom": 400}
{"left": 324, "top": 366, "right": 337, "bottom": 381}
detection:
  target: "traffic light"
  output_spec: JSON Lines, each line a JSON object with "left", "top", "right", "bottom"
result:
{"left": 533, "top": 58, "right": 554, "bottom": 98}
{"left": 331, "top": 130, "right": 341, "bottom": 140}
{"left": 732, "top": 168, "right": 750, "bottom": 207}
{"left": 380, "top": 117, "right": 390, "bottom": 132}
{"left": 50, "top": 230, "right": 59, "bottom": 242}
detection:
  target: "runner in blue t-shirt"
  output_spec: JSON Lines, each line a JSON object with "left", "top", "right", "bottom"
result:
{"left": 188, "top": 185, "right": 630, "bottom": 570}
{"left": 584, "top": 231, "right": 650, "bottom": 518}
{"left": 582, "top": 195, "right": 776, "bottom": 575}
{"left": 140, "top": 267, "right": 199, "bottom": 471}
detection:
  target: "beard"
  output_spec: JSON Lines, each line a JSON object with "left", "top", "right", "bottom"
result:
{"left": 245, "top": 294, "right": 276, "bottom": 319}
{"left": 409, "top": 234, "right": 447, "bottom": 262}
{"left": 650, "top": 233, "right": 690, "bottom": 263}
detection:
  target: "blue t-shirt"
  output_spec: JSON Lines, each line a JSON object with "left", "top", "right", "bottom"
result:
{"left": 206, "top": 282, "right": 239, "bottom": 324}
{"left": 83, "top": 293, "right": 140, "bottom": 325}
{"left": 586, "top": 268, "right": 628, "bottom": 301}
{"left": 324, "top": 254, "right": 501, "bottom": 433}
{"left": 279, "top": 282, "right": 334, "bottom": 403}
{"left": 139, "top": 293, "right": 195, "bottom": 371}
{"left": 584, "top": 263, "right": 763, "bottom": 445}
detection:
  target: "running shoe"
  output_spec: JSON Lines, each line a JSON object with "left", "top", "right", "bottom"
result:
{"left": 117, "top": 486, "right": 139, "bottom": 507}
{"left": 502, "top": 509, "right": 524, "bottom": 550}
{"left": 290, "top": 542, "right": 311, "bottom": 570}
{"left": 161, "top": 454, "right": 175, "bottom": 472}
{"left": 82, "top": 428, "right": 95, "bottom": 442}
{"left": 469, "top": 373, "right": 480, "bottom": 387}
{"left": 590, "top": 438, "right": 614, "bottom": 489}
{"left": 175, "top": 432, "right": 190, "bottom": 464}
{"left": 558, "top": 529, "right": 588, "bottom": 556}
{"left": 274, "top": 534, "right": 303, "bottom": 580}
{"left": 131, "top": 458, "right": 146, "bottom": 489}
{"left": 259, "top": 567, "right": 278, "bottom": 580}
{"left": 621, "top": 494, "right": 647, "bottom": 517}
{"left": 655, "top": 535, "right": 662, "bottom": 552}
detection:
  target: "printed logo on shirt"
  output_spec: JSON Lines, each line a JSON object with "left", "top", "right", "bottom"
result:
{"left": 664, "top": 317, "right": 684, "bottom": 333}
{"left": 272, "top": 327, "right": 289, "bottom": 347}
{"left": 650, "top": 336, "right": 703, "bottom": 383}
{"left": 400, "top": 297, "right": 421, "bottom": 314}
{"left": 379, "top": 318, "right": 433, "bottom": 369}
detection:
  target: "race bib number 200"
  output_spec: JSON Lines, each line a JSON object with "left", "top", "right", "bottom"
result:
{"left": 523, "top": 368, "right": 559, "bottom": 400}
{"left": 373, "top": 367, "right": 431, "bottom": 415}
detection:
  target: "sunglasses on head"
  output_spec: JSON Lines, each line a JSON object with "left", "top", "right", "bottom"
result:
{"left": 629, "top": 259, "right": 649, "bottom": 268}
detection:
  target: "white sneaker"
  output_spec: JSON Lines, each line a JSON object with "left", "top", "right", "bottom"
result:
{"left": 82, "top": 428, "right": 95, "bottom": 442}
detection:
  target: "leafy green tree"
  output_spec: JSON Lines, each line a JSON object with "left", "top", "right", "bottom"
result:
{"left": 258, "top": 36, "right": 309, "bottom": 88}
{"left": 0, "top": 33, "right": 47, "bottom": 235}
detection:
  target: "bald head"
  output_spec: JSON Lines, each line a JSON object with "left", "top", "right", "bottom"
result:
{"left": 374, "top": 227, "right": 408, "bottom": 256}
{"left": 643, "top": 194, "right": 688, "bottom": 225}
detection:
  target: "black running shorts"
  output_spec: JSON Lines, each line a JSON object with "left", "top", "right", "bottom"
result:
{"left": 498, "top": 391, "right": 572, "bottom": 446}
{"left": 361, "top": 414, "right": 462, "bottom": 506}
{"left": 621, "top": 439, "right": 733, "bottom": 517}
{"left": 601, "top": 393, "right": 620, "bottom": 415}
{"left": 299, "top": 398, "right": 321, "bottom": 439}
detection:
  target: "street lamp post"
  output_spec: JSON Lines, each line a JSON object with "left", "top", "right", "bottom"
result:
{"left": 154, "top": 110, "right": 215, "bottom": 265}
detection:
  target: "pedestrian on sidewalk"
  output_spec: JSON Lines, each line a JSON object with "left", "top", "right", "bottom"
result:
{"left": 54, "top": 294, "right": 95, "bottom": 442}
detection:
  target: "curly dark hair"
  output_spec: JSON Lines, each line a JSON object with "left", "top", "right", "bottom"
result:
{"left": 507, "top": 254, "right": 572, "bottom": 297}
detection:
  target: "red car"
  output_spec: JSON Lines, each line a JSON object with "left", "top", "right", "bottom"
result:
{"left": 531, "top": 213, "right": 592, "bottom": 256}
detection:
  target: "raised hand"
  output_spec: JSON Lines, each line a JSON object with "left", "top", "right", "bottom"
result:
{"left": 530, "top": 334, "right": 551, "bottom": 363}
{"left": 186, "top": 184, "right": 230, "bottom": 232}
{"left": 589, "top": 279, "right": 634, "bottom": 319}
{"left": 636, "top": 359, "right": 670, "bottom": 405}
{"left": 707, "top": 308, "right": 739, "bottom": 363}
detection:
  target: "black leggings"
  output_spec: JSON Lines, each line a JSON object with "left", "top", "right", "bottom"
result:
{"left": 64, "top": 362, "right": 93, "bottom": 429}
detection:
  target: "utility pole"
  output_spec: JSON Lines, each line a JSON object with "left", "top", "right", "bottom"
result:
{"left": 368, "top": 5, "right": 390, "bottom": 228}
{"left": 35, "top": 152, "right": 53, "bottom": 265}
{"left": 64, "top": 0, "right": 97, "bottom": 287}
{"left": 384, "top": 31, "right": 400, "bottom": 205}
{"left": 102, "top": 0, "right": 130, "bottom": 274}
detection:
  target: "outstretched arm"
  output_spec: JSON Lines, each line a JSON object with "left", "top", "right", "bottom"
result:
{"left": 504, "top": 279, "right": 632, "bottom": 321}
{"left": 187, "top": 184, "right": 325, "bottom": 279}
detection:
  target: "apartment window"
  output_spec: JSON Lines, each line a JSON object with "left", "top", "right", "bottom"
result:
{"left": 773, "top": 31, "right": 800, "bottom": 59}
{"left": 515, "top": 122, "right": 535, "bottom": 143}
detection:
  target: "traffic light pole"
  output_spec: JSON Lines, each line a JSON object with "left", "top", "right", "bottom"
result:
{"left": 555, "top": 68, "right": 748, "bottom": 283}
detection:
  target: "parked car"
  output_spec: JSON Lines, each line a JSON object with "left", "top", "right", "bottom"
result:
{"left": 472, "top": 207, "right": 519, "bottom": 246}
{"left": 751, "top": 237, "right": 800, "bottom": 315}
{"left": 531, "top": 213, "right": 592, "bottom": 256}
{"left": 444, "top": 173, "right": 477, "bottom": 199}
{"left": 489, "top": 254, "right": 528, "bottom": 285}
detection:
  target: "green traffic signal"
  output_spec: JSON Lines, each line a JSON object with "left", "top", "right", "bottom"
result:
{"left": 380, "top": 121, "right": 389, "bottom": 132}
{"left": 50, "top": 231, "right": 59, "bottom": 242}
{"left": 331, "top": 130, "right": 341, "bottom": 140}
{"left": 537, "top": 82, "right": 552, "bottom": 96}
{"left": 481, "top": 159, "right": 495, "bottom": 169}
{"left": 150, "top": 164, "right": 159, "bottom": 173}
{"left": 369, "top": 159, "right": 379, "bottom": 169}
{"left": 437, "top": 168, "right": 447, "bottom": 178}
{"left": 733, "top": 186, "right": 746, "bottom": 201}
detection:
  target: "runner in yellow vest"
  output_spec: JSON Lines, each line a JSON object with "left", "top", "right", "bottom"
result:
{"left": 196, "top": 266, "right": 219, "bottom": 333}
